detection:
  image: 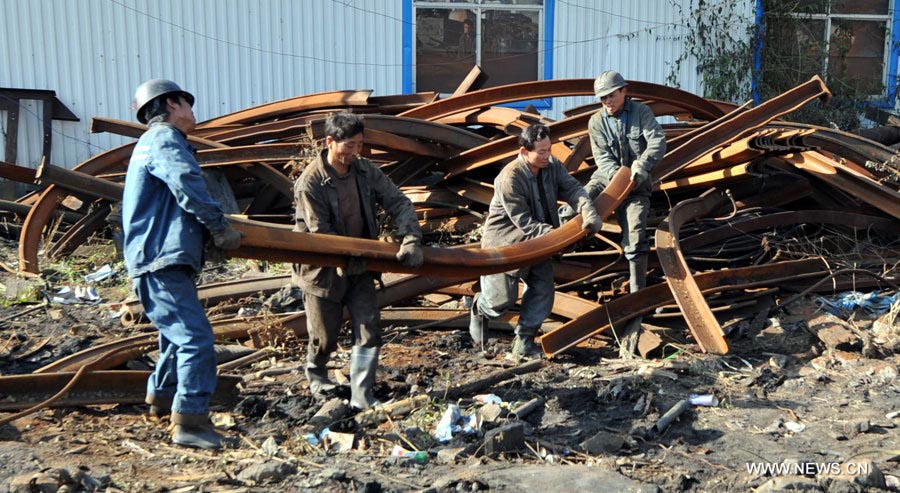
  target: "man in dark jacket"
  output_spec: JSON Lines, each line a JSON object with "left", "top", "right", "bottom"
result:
{"left": 585, "top": 70, "right": 666, "bottom": 358}
{"left": 123, "top": 79, "right": 242, "bottom": 450}
{"left": 469, "top": 123, "right": 603, "bottom": 361}
{"left": 293, "top": 112, "right": 424, "bottom": 409}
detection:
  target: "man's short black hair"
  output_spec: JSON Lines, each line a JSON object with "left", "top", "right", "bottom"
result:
{"left": 326, "top": 112, "right": 365, "bottom": 141}
{"left": 519, "top": 123, "right": 551, "bottom": 151}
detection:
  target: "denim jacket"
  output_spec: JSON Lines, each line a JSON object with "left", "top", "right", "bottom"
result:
{"left": 586, "top": 98, "right": 666, "bottom": 198}
{"left": 482, "top": 154, "right": 592, "bottom": 250}
{"left": 292, "top": 150, "right": 422, "bottom": 301}
{"left": 123, "top": 123, "right": 228, "bottom": 278}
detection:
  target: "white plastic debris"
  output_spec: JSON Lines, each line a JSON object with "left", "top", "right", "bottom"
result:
{"left": 84, "top": 264, "right": 114, "bottom": 283}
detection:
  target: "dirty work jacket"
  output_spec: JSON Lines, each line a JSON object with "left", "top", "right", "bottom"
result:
{"left": 482, "top": 154, "right": 592, "bottom": 252}
{"left": 292, "top": 150, "right": 422, "bottom": 301}
{"left": 123, "top": 123, "right": 228, "bottom": 278}
{"left": 586, "top": 98, "right": 666, "bottom": 198}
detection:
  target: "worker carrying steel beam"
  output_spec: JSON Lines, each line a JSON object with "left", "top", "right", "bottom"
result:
{"left": 292, "top": 112, "right": 424, "bottom": 409}
{"left": 586, "top": 70, "right": 667, "bottom": 358}
{"left": 469, "top": 123, "right": 603, "bottom": 361}
{"left": 123, "top": 79, "right": 243, "bottom": 450}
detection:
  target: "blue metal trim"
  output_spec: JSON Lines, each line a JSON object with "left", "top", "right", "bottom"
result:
{"left": 402, "top": 1, "right": 413, "bottom": 94}
{"left": 888, "top": 0, "right": 900, "bottom": 107}
{"left": 753, "top": 0, "right": 764, "bottom": 105}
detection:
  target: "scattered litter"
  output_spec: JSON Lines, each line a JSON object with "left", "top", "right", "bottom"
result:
{"left": 508, "top": 397, "right": 544, "bottom": 419}
{"left": 304, "top": 427, "right": 331, "bottom": 446}
{"left": 434, "top": 404, "right": 479, "bottom": 442}
{"left": 51, "top": 286, "right": 101, "bottom": 305}
{"left": 688, "top": 394, "right": 719, "bottom": 407}
{"left": 652, "top": 399, "right": 690, "bottom": 435}
{"left": 391, "top": 444, "right": 428, "bottom": 463}
{"left": 784, "top": 421, "right": 806, "bottom": 433}
{"left": 886, "top": 410, "right": 900, "bottom": 420}
{"left": 84, "top": 264, "right": 114, "bottom": 283}
{"left": 473, "top": 394, "right": 502, "bottom": 404}
{"left": 816, "top": 291, "right": 900, "bottom": 317}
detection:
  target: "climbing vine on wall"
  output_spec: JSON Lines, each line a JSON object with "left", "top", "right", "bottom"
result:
{"left": 667, "top": 0, "right": 887, "bottom": 131}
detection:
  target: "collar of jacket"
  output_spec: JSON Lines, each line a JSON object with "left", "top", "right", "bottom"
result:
{"left": 517, "top": 154, "right": 542, "bottom": 177}
{"left": 148, "top": 121, "right": 187, "bottom": 139}
{"left": 602, "top": 97, "right": 634, "bottom": 119}
{"left": 313, "top": 149, "right": 371, "bottom": 187}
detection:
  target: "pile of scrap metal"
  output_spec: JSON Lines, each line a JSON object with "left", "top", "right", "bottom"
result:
{"left": 1, "top": 72, "right": 899, "bottom": 413}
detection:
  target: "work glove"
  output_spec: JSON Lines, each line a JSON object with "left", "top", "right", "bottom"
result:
{"left": 630, "top": 161, "right": 650, "bottom": 187}
{"left": 395, "top": 235, "right": 424, "bottom": 268}
{"left": 558, "top": 204, "right": 577, "bottom": 223}
{"left": 212, "top": 224, "right": 243, "bottom": 250}
{"left": 337, "top": 257, "right": 367, "bottom": 277}
{"left": 581, "top": 205, "right": 603, "bottom": 234}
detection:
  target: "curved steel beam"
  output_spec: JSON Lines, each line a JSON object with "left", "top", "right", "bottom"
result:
{"left": 229, "top": 168, "right": 634, "bottom": 279}
{"left": 655, "top": 189, "right": 731, "bottom": 354}
{"left": 398, "top": 79, "right": 724, "bottom": 122}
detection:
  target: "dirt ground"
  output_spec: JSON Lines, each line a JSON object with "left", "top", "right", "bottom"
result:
{"left": 1, "top": 235, "right": 899, "bottom": 493}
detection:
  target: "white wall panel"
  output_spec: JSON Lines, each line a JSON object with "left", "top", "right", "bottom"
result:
{"left": 0, "top": 0, "right": 404, "bottom": 170}
{"left": 547, "top": 0, "right": 707, "bottom": 121}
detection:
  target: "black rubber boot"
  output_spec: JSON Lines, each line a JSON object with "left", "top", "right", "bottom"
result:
{"left": 468, "top": 295, "right": 488, "bottom": 349}
{"left": 171, "top": 412, "right": 223, "bottom": 450}
{"left": 509, "top": 325, "right": 543, "bottom": 362}
{"left": 619, "top": 256, "right": 649, "bottom": 359}
{"left": 145, "top": 394, "right": 172, "bottom": 418}
{"left": 349, "top": 346, "right": 381, "bottom": 411}
{"left": 306, "top": 365, "right": 338, "bottom": 399}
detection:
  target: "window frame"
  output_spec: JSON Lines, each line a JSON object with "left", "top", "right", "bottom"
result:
{"left": 403, "top": 0, "right": 556, "bottom": 110}
{"left": 754, "top": 0, "right": 900, "bottom": 108}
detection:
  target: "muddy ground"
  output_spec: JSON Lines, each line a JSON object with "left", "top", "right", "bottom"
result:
{"left": 1, "top": 235, "right": 899, "bottom": 493}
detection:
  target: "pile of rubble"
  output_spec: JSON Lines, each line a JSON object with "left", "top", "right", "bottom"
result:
{"left": 0, "top": 70, "right": 899, "bottom": 491}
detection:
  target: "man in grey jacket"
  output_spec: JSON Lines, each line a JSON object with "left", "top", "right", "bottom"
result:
{"left": 469, "top": 123, "right": 603, "bottom": 361}
{"left": 293, "top": 112, "right": 424, "bottom": 410}
{"left": 585, "top": 70, "right": 666, "bottom": 358}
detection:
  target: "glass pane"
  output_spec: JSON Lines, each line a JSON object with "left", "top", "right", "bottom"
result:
{"left": 486, "top": 0, "right": 544, "bottom": 4}
{"left": 415, "top": 8, "right": 478, "bottom": 93}
{"left": 480, "top": 9, "right": 540, "bottom": 88}
{"left": 832, "top": 0, "right": 888, "bottom": 15}
{"left": 827, "top": 20, "right": 886, "bottom": 95}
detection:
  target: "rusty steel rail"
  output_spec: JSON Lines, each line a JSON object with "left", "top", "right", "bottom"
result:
{"left": 0, "top": 372, "right": 240, "bottom": 412}
{"left": 539, "top": 258, "right": 830, "bottom": 357}
{"left": 197, "top": 89, "right": 373, "bottom": 127}
{"left": 229, "top": 167, "right": 633, "bottom": 278}
{"left": 655, "top": 189, "right": 733, "bottom": 354}
{"left": 787, "top": 151, "right": 900, "bottom": 220}
{"left": 121, "top": 274, "right": 292, "bottom": 325}
{"left": 655, "top": 76, "right": 831, "bottom": 182}
{"left": 399, "top": 79, "right": 724, "bottom": 122}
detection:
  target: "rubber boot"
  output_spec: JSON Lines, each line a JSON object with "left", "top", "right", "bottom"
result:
{"left": 145, "top": 394, "right": 172, "bottom": 418}
{"left": 619, "top": 256, "right": 649, "bottom": 359}
{"left": 468, "top": 295, "right": 488, "bottom": 349}
{"left": 509, "top": 325, "right": 543, "bottom": 362}
{"left": 349, "top": 346, "right": 381, "bottom": 411}
{"left": 172, "top": 412, "right": 223, "bottom": 450}
{"left": 306, "top": 364, "right": 338, "bottom": 399}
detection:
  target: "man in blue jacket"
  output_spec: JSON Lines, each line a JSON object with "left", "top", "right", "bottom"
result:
{"left": 123, "top": 79, "right": 242, "bottom": 450}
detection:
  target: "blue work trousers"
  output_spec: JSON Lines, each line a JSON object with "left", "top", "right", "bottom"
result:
{"left": 475, "top": 259, "right": 554, "bottom": 331}
{"left": 135, "top": 266, "right": 217, "bottom": 415}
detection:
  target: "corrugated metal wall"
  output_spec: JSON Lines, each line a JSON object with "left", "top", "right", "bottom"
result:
{"left": 548, "top": 0, "right": 708, "bottom": 121}
{"left": 0, "top": 0, "right": 405, "bottom": 170}
{"left": 1, "top": 0, "right": 728, "bottom": 172}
